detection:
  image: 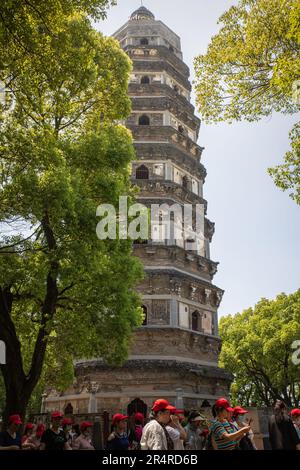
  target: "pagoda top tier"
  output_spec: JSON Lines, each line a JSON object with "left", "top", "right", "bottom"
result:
{"left": 114, "top": 6, "right": 183, "bottom": 60}
{"left": 130, "top": 6, "right": 155, "bottom": 21}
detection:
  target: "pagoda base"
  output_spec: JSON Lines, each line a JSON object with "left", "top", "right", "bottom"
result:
{"left": 43, "top": 359, "right": 232, "bottom": 415}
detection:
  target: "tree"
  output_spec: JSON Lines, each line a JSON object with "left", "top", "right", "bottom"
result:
{"left": 219, "top": 290, "right": 300, "bottom": 407}
{"left": 194, "top": 0, "right": 300, "bottom": 203}
{"left": 0, "top": 2, "right": 144, "bottom": 424}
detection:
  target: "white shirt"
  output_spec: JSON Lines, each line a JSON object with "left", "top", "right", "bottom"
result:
{"left": 140, "top": 420, "right": 168, "bottom": 450}
{"left": 165, "top": 425, "right": 184, "bottom": 450}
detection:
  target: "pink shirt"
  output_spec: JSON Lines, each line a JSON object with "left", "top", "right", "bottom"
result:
{"left": 72, "top": 434, "right": 95, "bottom": 450}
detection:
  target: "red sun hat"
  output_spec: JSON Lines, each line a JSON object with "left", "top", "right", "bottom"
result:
{"left": 112, "top": 414, "right": 128, "bottom": 426}
{"left": 25, "top": 423, "right": 34, "bottom": 431}
{"left": 233, "top": 406, "right": 248, "bottom": 415}
{"left": 291, "top": 409, "right": 300, "bottom": 417}
{"left": 9, "top": 414, "right": 22, "bottom": 425}
{"left": 134, "top": 412, "right": 144, "bottom": 423}
{"left": 51, "top": 411, "right": 63, "bottom": 419}
{"left": 62, "top": 418, "right": 73, "bottom": 427}
{"left": 152, "top": 399, "right": 174, "bottom": 413}
{"left": 215, "top": 398, "right": 234, "bottom": 412}
{"left": 168, "top": 406, "right": 184, "bottom": 415}
{"left": 80, "top": 421, "right": 93, "bottom": 431}
{"left": 36, "top": 424, "right": 45, "bottom": 438}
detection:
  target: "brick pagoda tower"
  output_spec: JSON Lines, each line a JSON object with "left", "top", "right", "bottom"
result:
{"left": 43, "top": 6, "right": 231, "bottom": 417}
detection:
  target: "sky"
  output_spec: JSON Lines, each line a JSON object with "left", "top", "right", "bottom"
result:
{"left": 95, "top": 0, "right": 300, "bottom": 317}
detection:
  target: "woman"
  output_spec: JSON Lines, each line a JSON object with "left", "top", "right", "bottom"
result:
{"left": 62, "top": 418, "right": 73, "bottom": 448}
{"left": 0, "top": 415, "right": 23, "bottom": 450}
{"left": 21, "top": 423, "right": 36, "bottom": 450}
{"left": 106, "top": 414, "right": 129, "bottom": 450}
{"left": 210, "top": 398, "right": 251, "bottom": 450}
{"left": 184, "top": 411, "right": 206, "bottom": 450}
{"left": 72, "top": 422, "right": 95, "bottom": 450}
{"left": 291, "top": 409, "right": 300, "bottom": 439}
{"left": 165, "top": 407, "right": 187, "bottom": 450}
{"left": 40, "top": 411, "right": 72, "bottom": 450}
{"left": 268, "top": 400, "right": 300, "bottom": 450}
{"left": 232, "top": 406, "right": 256, "bottom": 450}
{"left": 26, "top": 423, "right": 45, "bottom": 450}
{"left": 128, "top": 412, "right": 144, "bottom": 450}
{"left": 140, "top": 399, "right": 174, "bottom": 450}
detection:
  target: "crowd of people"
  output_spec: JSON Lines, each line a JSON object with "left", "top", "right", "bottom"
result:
{"left": 0, "top": 398, "right": 299, "bottom": 451}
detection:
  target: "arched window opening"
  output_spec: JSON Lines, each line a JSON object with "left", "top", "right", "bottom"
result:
{"left": 136, "top": 164, "right": 149, "bottom": 180}
{"left": 140, "top": 38, "right": 149, "bottom": 45}
{"left": 142, "top": 305, "right": 148, "bottom": 325}
{"left": 64, "top": 403, "right": 73, "bottom": 415}
{"left": 141, "top": 76, "right": 150, "bottom": 84}
{"left": 127, "top": 398, "right": 147, "bottom": 419}
{"left": 139, "top": 115, "right": 150, "bottom": 126}
{"left": 192, "top": 311, "right": 200, "bottom": 332}
{"left": 178, "top": 125, "right": 185, "bottom": 134}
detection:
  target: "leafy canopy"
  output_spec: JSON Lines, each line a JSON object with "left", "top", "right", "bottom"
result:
{"left": 0, "top": 0, "right": 144, "bottom": 411}
{"left": 219, "top": 290, "right": 300, "bottom": 407}
{"left": 194, "top": 0, "right": 300, "bottom": 203}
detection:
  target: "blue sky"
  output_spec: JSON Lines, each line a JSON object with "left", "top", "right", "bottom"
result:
{"left": 96, "top": 0, "right": 300, "bottom": 317}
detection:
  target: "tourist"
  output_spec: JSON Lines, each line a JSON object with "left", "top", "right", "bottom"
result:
{"left": 40, "top": 411, "right": 72, "bottom": 450}
{"left": 210, "top": 398, "right": 251, "bottom": 450}
{"left": 232, "top": 406, "right": 257, "bottom": 450}
{"left": 0, "top": 414, "right": 22, "bottom": 450}
{"left": 140, "top": 399, "right": 174, "bottom": 450}
{"left": 26, "top": 423, "right": 45, "bottom": 450}
{"left": 291, "top": 409, "right": 300, "bottom": 439}
{"left": 166, "top": 407, "right": 187, "bottom": 450}
{"left": 106, "top": 414, "right": 129, "bottom": 450}
{"left": 128, "top": 412, "right": 144, "bottom": 450}
{"left": 72, "top": 421, "right": 95, "bottom": 450}
{"left": 184, "top": 411, "right": 206, "bottom": 450}
{"left": 268, "top": 400, "right": 300, "bottom": 450}
{"left": 62, "top": 417, "right": 73, "bottom": 447}
{"left": 21, "top": 423, "right": 36, "bottom": 450}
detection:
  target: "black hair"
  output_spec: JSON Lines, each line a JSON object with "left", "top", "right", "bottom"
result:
{"left": 212, "top": 405, "right": 226, "bottom": 418}
{"left": 274, "top": 400, "right": 286, "bottom": 423}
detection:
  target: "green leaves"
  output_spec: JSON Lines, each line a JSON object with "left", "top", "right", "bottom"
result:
{"left": 219, "top": 290, "right": 300, "bottom": 406}
{"left": 269, "top": 123, "right": 300, "bottom": 204}
{"left": 0, "top": 0, "right": 144, "bottom": 415}
{"left": 194, "top": 0, "right": 300, "bottom": 203}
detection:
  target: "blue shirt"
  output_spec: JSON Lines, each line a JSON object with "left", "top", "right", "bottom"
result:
{"left": 0, "top": 431, "right": 22, "bottom": 448}
{"left": 106, "top": 433, "right": 129, "bottom": 450}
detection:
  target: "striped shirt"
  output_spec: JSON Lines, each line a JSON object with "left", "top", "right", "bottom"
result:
{"left": 210, "top": 420, "right": 237, "bottom": 450}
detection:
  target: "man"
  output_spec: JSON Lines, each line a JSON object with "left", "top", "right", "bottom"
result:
{"left": 0, "top": 414, "right": 22, "bottom": 450}
{"left": 140, "top": 399, "right": 174, "bottom": 450}
{"left": 40, "top": 411, "right": 72, "bottom": 450}
{"left": 268, "top": 400, "right": 300, "bottom": 450}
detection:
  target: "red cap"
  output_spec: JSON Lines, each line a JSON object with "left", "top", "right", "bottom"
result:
{"left": 51, "top": 411, "right": 63, "bottom": 419}
{"left": 62, "top": 418, "right": 73, "bottom": 426}
{"left": 112, "top": 414, "right": 128, "bottom": 426}
{"left": 9, "top": 414, "right": 22, "bottom": 425}
{"left": 152, "top": 399, "right": 174, "bottom": 413}
{"left": 80, "top": 421, "right": 93, "bottom": 431}
{"left": 36, "top": 424, "right": 45, "bottom": 438}
{"left": 168, "top": 406, "right": 184, "bottom": 415}
{"left": 25, "top": 423, "right": 34, "bottom": 431}
{"left": 134, "top": 412, "right": 144, "bottom": 423}
{"left": 233, "top": 406, "right": 248, "bottom": 415}
{"left": 291, "top": 409, "right": 300, "bottom": 417}
{"left": 215, "top": 398, "right": 234, "bottom": 412}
